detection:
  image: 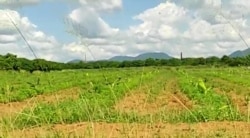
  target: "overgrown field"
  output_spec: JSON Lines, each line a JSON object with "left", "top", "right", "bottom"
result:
{"left": 0, "top": 67, "right": 249, "bottom": 137}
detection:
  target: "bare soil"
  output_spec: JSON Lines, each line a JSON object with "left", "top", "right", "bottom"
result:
{"left": 115, "top": 80, "right": 193, "bottom": 115}
{"left": 4, "top": 121, "right": 250, "bottom": 138}
{"left": 0, "top": 87, "right": 81, "bottom": 118}
{"left": 229, "top": 92, "right": 249, "bottom": 116}
{"left": 211, "top": 78, "right": 249, "bottom": 116}
{"left": 210, "top": 80, "right": 250, "bottom": 115}
{"left": 211, "top": 78, "right": 250, "bottom": 95}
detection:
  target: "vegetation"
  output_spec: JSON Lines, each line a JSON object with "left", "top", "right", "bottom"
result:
{"left": 176, "top": 69, "right": 241, "bottom": 122}
{"left": 1, "top": 53, "right": 250, "bottom": 73}
{"left": 0, "top": 54, "right": 249, "bottom": 137}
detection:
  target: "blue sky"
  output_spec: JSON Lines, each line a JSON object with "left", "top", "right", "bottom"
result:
{"left": 18, "top": 0, "right": 162, "bottom": 43}
{"left": 102, "top": 0, "right": 162, "bottom": 29}
{"left": 0, "top": 0, "right": 249, "bottom": 62}
{"left": 18, "top": 1, "right": 76, "bottom": 43}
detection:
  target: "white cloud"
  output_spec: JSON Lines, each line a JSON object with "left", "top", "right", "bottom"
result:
{"left": 62, "top": 0, "right": 250, "bottom": 60}
{"left": 66, "top": 7, "right": 119, "bottom": 38}
{"left": 0, "top": 0, "right": 40, "bottom": 9}
{"left": 0, "top": 0, "right": 124, "bottom": 62}
{"left": 0, "top": 34, "right": 18, "bottom": 43}
{"left": 0, "top": 9, "right": 65, "bottom": 61}
{"left": 1, "top": 0, "right": 250, "bottom": 62}
{"left": 79, "top": 0, "right": 122, "bottom": 12}
{"left": 184, "top": 19, "right": 215, "bottom": 41}
{"left": 158, "top": 25, "right": 178, "bottom": 39}
{"left": 134, "top": 2, "right": 187, "bottom": 24}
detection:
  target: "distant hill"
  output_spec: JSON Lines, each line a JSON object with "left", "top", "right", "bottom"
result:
{"left": 67, "top": 59, "right": 83, "bottom": 63}
{"left": 109, "top": 52, "right": 172, "bottom": 61}
{"left": 229, "top": 48, "right": 250, "bottom": 57}
{"left": 109, "top": 56, "right": 134, "bottom": 61}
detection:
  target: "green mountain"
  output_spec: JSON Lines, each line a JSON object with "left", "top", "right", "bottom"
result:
{"left": 109, "top": 52, "right": 172, "bottom": 61}
{"left": 67, "top": 59, "right": 83, "bottom": 63}
{"left": 229, "top": 48, "right": 250, "bottom": 57}
{"left": 109, "top": 56, "right": 134, "bottom": 61}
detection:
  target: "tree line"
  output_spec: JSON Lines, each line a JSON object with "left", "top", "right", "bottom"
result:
{"left": 0, "top": 53, "right": 250, "bottom": 72}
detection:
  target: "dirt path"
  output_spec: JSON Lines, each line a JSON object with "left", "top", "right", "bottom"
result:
{"left": 4, "top": 121, "right": 250, "bottom": 138}
{"left": 115, "top": 79, "right": 193, "bottom": 115}
{"left": 0, "top": 87, "right": 81, "bottom": 118}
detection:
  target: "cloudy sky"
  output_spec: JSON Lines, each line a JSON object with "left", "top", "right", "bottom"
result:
{"left": 0, "top": 0, "right": 249, "bottom": 62}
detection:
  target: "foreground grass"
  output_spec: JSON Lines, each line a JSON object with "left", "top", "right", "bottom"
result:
{"left": 175, "top": 68, "right": 242, "bottom": 122}
{"left": 3, "top": 121, "right": 250, "bottom": 138}
{"left": 182, "top": 67, "right": 250, "bottom": 120}
{"left": 0, "top": 67, "right": 249, "bottom": 138}
{"left": 1, "top": 67, "right": 246, "bottom": 129}
{"left": 2, "top": 67, "right": 166, "bottom": 128}
{"left": 0, "top": 69, "right": 141, "bottom": 103}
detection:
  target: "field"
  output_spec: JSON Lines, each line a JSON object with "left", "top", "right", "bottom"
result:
{"left": 0, "top": 67, "right": 250, "bottom": 137}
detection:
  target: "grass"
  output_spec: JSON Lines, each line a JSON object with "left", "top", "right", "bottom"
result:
{"left": 0, "top": 67, "right": 250, "bottom": 137}
{"left": 0, "top": 68, "right": 145, "bottom": 103}
{"left": 176, "top": 68, "right": 242, "bottom": 122}
{"left": 2, "top": 67, "right": 162, "bottom": 128}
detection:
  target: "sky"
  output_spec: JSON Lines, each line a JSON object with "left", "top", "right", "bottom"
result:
{"left": 0, "top": 0, "right": 250, "bottom": 62}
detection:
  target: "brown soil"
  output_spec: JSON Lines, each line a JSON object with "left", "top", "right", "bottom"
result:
{"left": 211, "top": 78, "right": 250, "bottom": 95}
{"left": 4, "top": 121, "right": 250, "bottom": 138}
{"left": 229, "top": 92, "right": 249, "bottom": 115}
{"left": 0, "top": 87, "right": 81, "bottom": 118}
{"left": 115, "top": 80, "right": 193, "bottom": 115}
{"left": 211, "top": 78, "right": 250, "bottom": 116}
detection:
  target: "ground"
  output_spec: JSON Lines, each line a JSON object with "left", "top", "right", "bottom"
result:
{"left": 0, "top": 67, "right": 250, "bottom": 138}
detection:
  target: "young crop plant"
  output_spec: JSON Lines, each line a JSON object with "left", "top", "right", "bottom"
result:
{"left": 175, "top": 69, "right": 241, "bottom": 122}
{"left": 3, "top": 68, "right": 162, "bottom": 128}
{"left": 196, "top": 78, "right": 211, "bottom": 95}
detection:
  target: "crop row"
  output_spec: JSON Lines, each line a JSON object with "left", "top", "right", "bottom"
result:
{"left": 0, "top": 68, "right": 150, "bottom": 103}
{"left": 175, "top": 68, "right": 242, "bottom": 122}
{"left": 2, "top": 67, "right": 163, "bottom": 128}
{"left": 1, "top": 67, "right": 248, "bottom": 130}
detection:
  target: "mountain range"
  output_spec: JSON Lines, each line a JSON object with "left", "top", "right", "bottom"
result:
{"left": 109, "top": 52, "right": 172, "bottom": 61}
{"left": 67, "top": 48, "right": 250, "bottom": 63}
{"left": 229, "top": 48, "right": 250, "bottom": 57}
{"left": 68, "top": 52, "right": 172, "bottom": 63}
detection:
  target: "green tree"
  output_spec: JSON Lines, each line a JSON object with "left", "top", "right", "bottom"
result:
{"left": 221, "top": 55, "right": 231, "bottom": 65}
{"left": 145, "top": 58, "right": 156, "bottom": 66}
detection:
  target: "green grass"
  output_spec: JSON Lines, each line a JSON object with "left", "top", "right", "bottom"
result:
{"left": 2, "top": 67, "right": 163, "bottom": 128}
{"left": 175, "top": 68, "right": 243, "bottom": 122}
{"left": 0, "top": 67, "right": 249, "bottom": 135}
{"left": 0, "top": 68, "right": 147, "bottom": 103}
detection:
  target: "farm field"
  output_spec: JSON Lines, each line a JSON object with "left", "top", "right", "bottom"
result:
{"left": 0, "top": 67, "right": 249, "bottom": 137}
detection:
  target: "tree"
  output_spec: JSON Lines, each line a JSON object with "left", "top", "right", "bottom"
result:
{"left": 4, "top": 53, "right": 19, "bottom": 70}
{"left": 119, "top": 61, "right": 132, "bottom": 68}
{"left": 145, "top": 58, "right": 156, "bottom": 66}
{"left": 168, "top": 58, "right": 181, "bottom": 66}
{"left": 131, "top": 60, "right": 144, "bottom": 67}
{"left": 221, "top": 55, "right": 231, "bottom": 64}
{"left": 206, "top": 56, "right": 220, "bottom": 65}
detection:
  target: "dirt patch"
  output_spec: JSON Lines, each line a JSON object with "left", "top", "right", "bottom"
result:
{"left": 212, "top": 85, "right": 249, "bottom": 116}
{"left": 210, "top": 78, "right": 250, "bottom": 95}
{"left": 33, "top": 87, "right": 80, "bottom": 103}
{"left": 210, "top": 79, "right": 250, "bottom": 115}
{"left": 115, "top": 80, "right": 193, "bottom": 115}
{"left": 0, "top": 87, "right": 81, "bottom": 118}
{"left": 207, "top": 78, "right": 250, "bottom": 116}
{"left": 226, "top": 91, "right": 249, "bottom": 116}
{"left": 4, "top": 121, "right": 250, "bottom": 138}
{"left": 115, "top": 92, "right": 192, "bottom": 115}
